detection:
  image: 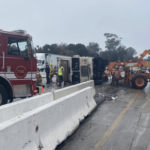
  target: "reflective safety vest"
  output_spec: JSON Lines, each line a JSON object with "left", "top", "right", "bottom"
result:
{"left": 61, "top": 66, "right": 64, "bottom": 73}
{"left": 136, "top": 69, "right": 140, "bottom": 73}
{"left": 59, "top": 67, "right": 62, "bottom": 75}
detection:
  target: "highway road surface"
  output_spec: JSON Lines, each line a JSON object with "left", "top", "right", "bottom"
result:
{"left": 56, "top": 82, "right": 150, "bottom": 150}
{"left": 12, "top": 73, "right": 150, "bottom": 150}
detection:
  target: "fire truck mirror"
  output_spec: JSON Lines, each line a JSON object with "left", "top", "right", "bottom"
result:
{"left": 24, "top": 50, "right": 30, "bottom": 60}
{"left": 24, "top": 56, "right": 30, "bottom": 60}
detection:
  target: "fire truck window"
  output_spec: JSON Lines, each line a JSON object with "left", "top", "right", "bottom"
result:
{"left": 18, "top": 41, "right": 28, "bottom": 57}
{"left": 8, "top": 37, "right": 28, "bottom": 57}
{"left": 8, "top": 42, "right": 19, "bottom": 56}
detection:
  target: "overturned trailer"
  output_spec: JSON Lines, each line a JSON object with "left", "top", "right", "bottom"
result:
{"left": 57, "top": 56, "right": 108, "bottom": 85}
{"left": 93, "top": 57, "right": 108, "bottom": 85}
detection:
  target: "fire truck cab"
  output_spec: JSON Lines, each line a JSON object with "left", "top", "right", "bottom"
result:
{"left": 0, "top": 29, "right": 38, "bottom": 105}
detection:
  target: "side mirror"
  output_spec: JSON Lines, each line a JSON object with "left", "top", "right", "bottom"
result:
{"left": 24, "top": 56, "right": 30, "bottom": 60}
{"left": 24, "top": 45, "right": 30, "bottom": 60}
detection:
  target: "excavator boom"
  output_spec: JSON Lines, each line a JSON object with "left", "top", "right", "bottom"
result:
{"left": 138, "top": 49, "right": 150, "bottom": 61}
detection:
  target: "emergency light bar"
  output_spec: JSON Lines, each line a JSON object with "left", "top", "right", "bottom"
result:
{"left": 11, "top": 30, "right": 27, "bottom": 34}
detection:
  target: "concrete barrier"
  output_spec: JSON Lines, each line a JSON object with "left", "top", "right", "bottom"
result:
{"left": 54, "top": 80, "right": 95, "bottom": 100}
{"left": 0, "top": 93, "right": 54, "bottom": 123}
{"left": 0, "top": 87, "right": 96, "bottom": 150}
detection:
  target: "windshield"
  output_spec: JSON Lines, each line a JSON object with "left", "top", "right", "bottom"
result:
{"left": 38, "top": 60, "right": 42, "bottom": 63}
{"left": 8, "top": 37, "right": 28, "bottom": 57}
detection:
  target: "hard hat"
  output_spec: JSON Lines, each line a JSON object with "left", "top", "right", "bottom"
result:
{"left": 50, "top": 63, "right": 52, "bottom": 65}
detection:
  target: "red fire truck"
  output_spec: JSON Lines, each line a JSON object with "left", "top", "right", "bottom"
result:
{"left": 0, "top": 29, "right": 42, "bottom": 105}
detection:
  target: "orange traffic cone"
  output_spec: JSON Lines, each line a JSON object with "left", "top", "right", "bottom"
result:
{"left": 41, "top": 86, "right": 44, "bottom": 93}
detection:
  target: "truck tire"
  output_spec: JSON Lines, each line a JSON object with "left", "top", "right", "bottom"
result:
{"left": 0, "top": 85, "right": 8, "bottom": 105}
{"left": 132, "top": 74, "right": 147, "bottom": 89}
{"left": 94, "top": 80, "right": 102, "bottom": 85}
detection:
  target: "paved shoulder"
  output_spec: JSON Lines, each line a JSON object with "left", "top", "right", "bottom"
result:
{"left": 56, "top": 86, "right": 150, "bottom": 150}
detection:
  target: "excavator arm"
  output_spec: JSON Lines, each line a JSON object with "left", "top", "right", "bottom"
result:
{"left": 106, "top": 61, "right": 121, "bottom": 75}
{"left": 138, "top": 49, "right": 150, "bottom": 61}
{"left": 106, "top": 49, "right": 150, "bottom": 76}
{"left": 106, "top": 62, "right": 117, "bottom": 72}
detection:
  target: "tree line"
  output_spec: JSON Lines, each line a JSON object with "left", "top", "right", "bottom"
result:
{"left": 36, "top": 33, "right": 137, "bottom": 62}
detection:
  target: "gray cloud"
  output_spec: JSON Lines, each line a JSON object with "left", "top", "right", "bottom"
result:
{"left": 1, "top": 0, "right": 150, "bottom": 56}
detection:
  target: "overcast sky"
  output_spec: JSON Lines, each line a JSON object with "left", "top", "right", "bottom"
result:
{"left": 0, "top": 0, "right": 150, "bottom": 56}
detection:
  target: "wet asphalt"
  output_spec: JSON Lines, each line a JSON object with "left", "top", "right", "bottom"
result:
{"left": 55, "top": 81, "right": 150, "bottom": 150}
{"left": 12, "top": 74, "right": 150, "bottom": 150}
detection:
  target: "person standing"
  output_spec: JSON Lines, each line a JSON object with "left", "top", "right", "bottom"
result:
{"left": 136, "top": 68, "right": 140, "bottom": 73}
{"left": 114, "top": 68, "right": 120, "bottom": 85}
{"left": 58, "top": 64, "right": 64, "bottom": 86}
{"left": 111, "top": 68, "right": 115, "bottom": 85}
{"left": 61, "top": 65, "right": 66, "bottom": 86}
{"left": 36, "top": 69, "right": 42, "bottom": 85}
{"left": 45, "top": 63, "right": 50, "bottom": 84}
{"left": 49, "top": 63, "right": 53, "bottom": 82}
{"left": 53, "top": 66, "right": 57, "bottom": 75}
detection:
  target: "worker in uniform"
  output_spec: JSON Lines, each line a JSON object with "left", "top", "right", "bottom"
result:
{"left": 61, "top": 65, "right": 66, "bottom": 86}
{"left": 36, "top": 69, "right": 45, "bottom": 93}
{"left": 49, "top": 63, "right": 54, "bottom": 82}
{"left": 136, "top": 68, "right": 140, "bottom": 73}
{"left": 111, "top": 68, "right": 115, "bottom": 85}
{"left": 111, "top": 68, "right": 115, "bottom": 75}
{"left": 51, "top": 66, "right": 57, "bottom": 83}
{"left": 119, "top": 67, "right": 122, "bottom": 79}
{"left": 45, "top": 63, "right": 50, "bottom": 84}
{"left": 36, "top": 69, "right": 42, "bottom": 85}
{"left": 58, "top": 64, "right": 64, "bottom": 86}
{"left": 53, "top": 66, "right": 57, "bottom": 74}
{"left": 114, "top": 67, "right": 120, "bottom": 85}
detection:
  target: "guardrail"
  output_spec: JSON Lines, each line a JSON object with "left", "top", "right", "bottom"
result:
{"left": 0, "top": 87, "right": 96, "bottom": 150}
{"left": 54, "top": 80, "right": 95, "bottom": 100}
{"left": 0, "top": 93, "right": 54, "bottom": 123}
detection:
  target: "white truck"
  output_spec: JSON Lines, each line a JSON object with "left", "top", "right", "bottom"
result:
{"left": 36, "top": 53, "right": 71, "bottom": 71}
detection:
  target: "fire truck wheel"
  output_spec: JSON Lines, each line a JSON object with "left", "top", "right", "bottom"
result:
{"left": 132, "top": 74, "right": 147, "bottom": 89}
{"left": 0, "top": 85, "right": 8, "bottom": 105}
{"left": 94, "top": 80, "right": 102, "bottom": 85}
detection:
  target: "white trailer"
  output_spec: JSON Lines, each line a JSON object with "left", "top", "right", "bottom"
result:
{"left": 57, "top": 56, "right": 93, "bottom": 83}
{"left": 36, "top": 53, "right": 71, "bottom": 71}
